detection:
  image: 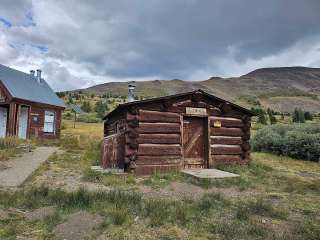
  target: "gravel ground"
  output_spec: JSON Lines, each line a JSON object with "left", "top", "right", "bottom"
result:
{"left": 0, "top": 147, "right": 59, "bottom": 188}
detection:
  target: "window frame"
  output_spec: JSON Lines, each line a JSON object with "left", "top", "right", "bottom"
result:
{"left": 43, "top": 110, "right": 56, "bottom": 134}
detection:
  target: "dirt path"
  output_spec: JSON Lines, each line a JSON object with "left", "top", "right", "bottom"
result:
{"left": 0, "top": 147, "right": 59, "bottom": 188}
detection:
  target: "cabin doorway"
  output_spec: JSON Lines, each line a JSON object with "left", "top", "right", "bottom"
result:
{"left": 0, "top": 107, "right": 7, "bottom": 138}
{"left": 183, "top": 116, "right": 208, "bottom": 168}
{"left": 18, "top": 106, "right": 29, "bottom": 139}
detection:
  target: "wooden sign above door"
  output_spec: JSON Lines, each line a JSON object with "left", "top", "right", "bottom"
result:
{"left": 186, "top": 107, "right": 207, "bottom": 116}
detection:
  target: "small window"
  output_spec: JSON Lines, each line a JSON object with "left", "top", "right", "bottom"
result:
{"left": 32, "top": 115, "right": 39, "bottom": 124}
{"left": 44, "top": 111, "right": 55, "bottom": 133}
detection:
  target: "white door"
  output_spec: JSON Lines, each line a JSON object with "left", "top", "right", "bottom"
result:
{"left": 0, "top": 107, "right": 7, "bottom": 138}
{"left": 18, "top": 106, "right": 29, "bottom": 139}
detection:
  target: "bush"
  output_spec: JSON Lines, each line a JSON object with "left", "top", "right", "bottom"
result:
{"left": 304, "top": 111, "right": 313, "bottom": 121}
{"left": 77, "top": 112, "right": 100, "bottom": 123}
{"left": 252, "top": 124, "right": 320, "bottom": 161}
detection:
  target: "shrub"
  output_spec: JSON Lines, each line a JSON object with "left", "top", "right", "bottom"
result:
{"left": 252, "top": 124, "right": 320, "bottom": 161}
{"left": 304, "top": 111, "right": 313, "bottom": 121}
{"left": 269, "top": 115, "right": 277, "bottom": 124}
{"left": 109, "top": 207, "right": 129, "bottom": 225}
{"left": 60, "top": 134, "right": 81, "bottom": 150}
{"left": 77, "top": 112, "right": 100, "bottom": 123}
{"left": 0, "top": 137, "right": 20, "bottom": 149}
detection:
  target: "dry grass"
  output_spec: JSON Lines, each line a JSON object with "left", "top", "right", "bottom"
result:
{"left": 1, "top": 121, "right": 319, "bottom": 240}
{"left": 61, "top": 120, "right": 103, "bottom": 139}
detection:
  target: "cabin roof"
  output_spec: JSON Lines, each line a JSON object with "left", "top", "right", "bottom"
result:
{"left": 103, "top": 89, "right": 254, "bottom": 120}
{"left": 0, "top": 64, "right": 65, "bottom": 108}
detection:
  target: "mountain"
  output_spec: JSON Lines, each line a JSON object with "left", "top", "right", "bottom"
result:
{"left": 71, "top": 67, "right": 320, "bottom": 113}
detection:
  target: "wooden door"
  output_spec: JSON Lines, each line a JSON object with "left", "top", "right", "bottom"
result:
{"left": 183, "top": 116, "right": 207, "bottom": 168}
{"left": 18, "top": 106, "right": 29, "bottom": 139}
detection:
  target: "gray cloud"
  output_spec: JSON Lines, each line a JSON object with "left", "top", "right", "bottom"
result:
{"left": 0, "top": 0, "right": 320, "bottom": 90}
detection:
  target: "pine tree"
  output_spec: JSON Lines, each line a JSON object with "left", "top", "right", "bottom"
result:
{"left": 257, "top": 114, "right": 268, "bottom": 125}
{"left": 95, "top": 100, "right": 109, "bottom": 119}
{"left": 81, "top": 101, "right": 92, "bottom": 113}
{"left": 68, "top": 95, "right": 74, "bottom": 104}
{"left": 292, "top": 108, "right": 305, "bottom": 123}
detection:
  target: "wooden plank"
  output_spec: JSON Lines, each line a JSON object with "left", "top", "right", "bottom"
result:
{"left": 138, "top": 134, "right": 181, "bottom": 144}
{"left": 138, "top": 123, "right": 181, "bottom": 134}
{"left": 137, "top": 144, "right": 181, "bottom": 156}
{"left": 211, "top": 127, "right": 243, "bottom": 137}
{"left": 139, "top": 110, "right": 181, "bottom": 123}
{"left": 211, "top": 144, "right": 242, "bottom": 155}
{"left": 210, "top": 116, "right": 244, "bottom": 128}
{"left": 136, "top": 156, "right": 182, "bottom": 165}
{"left": 211, "top": 136, "right": 243, "bottom": 145}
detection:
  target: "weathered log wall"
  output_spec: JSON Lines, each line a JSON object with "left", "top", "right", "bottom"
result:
{"left": 102, "top": 91, "right": 252, "bottom": 174}
{"left": 131, "top": 109, "right": 183, "bottom": 174}
{"left": 210, "top": 116, "right": 251, "bottom": 166}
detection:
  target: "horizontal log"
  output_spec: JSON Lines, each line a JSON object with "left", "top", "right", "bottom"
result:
{"left": 127, "top": 129, "right": 139, "bottom": 138}
{"left": 212, "top": 155, "right": 243, "bottom": 163}
{"left": 242, "top": 134, "right": 251, "bottom": 141}
{"left": 211, "top": 136, "right": 243, "bottom": 145}
{"left": 138, "top": 144, "right": 181, "bottom": 156}
{"left": 211, "top": 127, "right": 243, "bottom": 137}
{"left": 128, "top": 119, "right": 139, "bottom": 128}
{"left": 136, "top": 156, "right": 182, "bottom": 165}
{"left": 128, "top": 142, "right": 138, "bottom": 150}
{"left": 127, "top": 113, "right": 138, "bottom": 121}
{"left": 125, "top": 145, "right": 137, "bottom": 156}
{"left": 241, "top": 142, "right": 251, "bottom": 151}
{"left": 138, "top": 134, "right": 181, "bottom": 144}
{"left": 211, "top": 144, "right": 242, "bottom": 155}
{"left": 210, "top": 116, "right": 244, "bottom": 128}
{"left": 139, "top": 110, "right": 181, "bottom": 123}
{"left": 138, "top": 123, "right": 181, "bottom": 134}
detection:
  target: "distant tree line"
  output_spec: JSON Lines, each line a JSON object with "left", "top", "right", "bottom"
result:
{"left": 251, "top": 107, "right": 315, "bottom": 125}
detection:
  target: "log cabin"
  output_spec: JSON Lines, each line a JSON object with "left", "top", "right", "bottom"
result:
{"left": 102, "top": 89, "right": 254, "bottom": 175}
{"left": 0, "top": 64, "right": 65, "bottom": 139}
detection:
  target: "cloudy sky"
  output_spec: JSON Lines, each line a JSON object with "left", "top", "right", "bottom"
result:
{"left": 0, "top": 0, "right": 320, "bottom": 91}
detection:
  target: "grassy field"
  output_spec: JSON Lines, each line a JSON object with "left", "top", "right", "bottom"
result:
{"left": 0, "top": 120, "right": 319, "bottom": 239}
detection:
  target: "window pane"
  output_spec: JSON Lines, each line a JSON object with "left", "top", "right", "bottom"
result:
{"left": 44, "top": 111, "right": 55, "bottom": 133}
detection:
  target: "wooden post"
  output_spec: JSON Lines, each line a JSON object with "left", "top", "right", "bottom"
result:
{"left": 74, "top": 112, "right": 77, "bottom": 128}
{"left": 8, "top": 103, "right": 17, "bottom": 136}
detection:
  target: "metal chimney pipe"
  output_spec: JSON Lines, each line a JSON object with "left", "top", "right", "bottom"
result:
{"left": 36, "top": 69, "right": 42, "bottom": 83}
{"left": 30, "top": 70, "right": 35, "bottom": 77}
{"left": 128, "top": 81, "right": 136, "bottom": 102}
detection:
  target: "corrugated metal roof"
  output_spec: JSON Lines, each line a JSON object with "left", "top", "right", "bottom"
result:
{"left": 0, "top": 64, "right": 65, "bottom": 108}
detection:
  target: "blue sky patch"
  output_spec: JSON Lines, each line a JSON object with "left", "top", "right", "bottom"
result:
{"left": 31, "top": 44, "right": 49, "bottom": 53}
{"left": 22, "top": 12, "right": 36, "bottom": 27}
